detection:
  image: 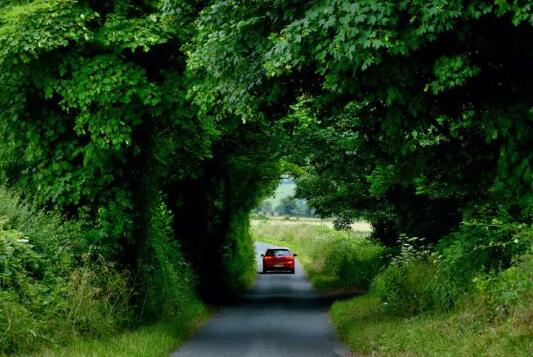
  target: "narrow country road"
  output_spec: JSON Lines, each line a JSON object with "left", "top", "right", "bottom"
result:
{"left": 170, "top": 242, "right": 350, "bottom": 357}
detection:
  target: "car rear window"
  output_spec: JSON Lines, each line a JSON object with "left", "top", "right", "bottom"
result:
{"left": 266, "top": 249, "right": 291, "bottom": 257}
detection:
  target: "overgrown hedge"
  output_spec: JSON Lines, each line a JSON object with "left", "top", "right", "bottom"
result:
{"left": 372, "top": 222, "right": 533, "bottom": 316}
{"left": 0, "top": 0, "right": 277, "bottom": 318}
{"left": 0, "top": 187, "right": 203, "bottom": 355}
{"left": 254, "top": 219, "right": 533, "bottom": 324}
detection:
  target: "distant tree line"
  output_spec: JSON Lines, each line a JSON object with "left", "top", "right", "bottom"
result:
{"left": 253, "top": 196, "right": 315, "bottom": 217}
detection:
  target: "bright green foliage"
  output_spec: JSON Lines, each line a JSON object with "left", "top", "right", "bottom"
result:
{"left": 0, "top": 6, "right": 283, "bottom": 355}
{"left": 0, "top": 3, "right": 189, "bottom": 326}
{"left": 331, "top": 287, "right": 533, "bottom": 356}
{"left": 429, "top": 222, "right": 532, "bottom": 308}
{"left": 2, "top": 0, "right": 533, "bottom": 353}
{"left": 426, "top": 54, "right": 481, "bottom": 94}
{"left": 0, "top": 187, "right": 131, "bottom": 354}
{"left": 0, "top": 3, "right": 282, "bottom": 343}
{"left": 28, "top": 310, "right": 208, "bottom": 357}
{"left": 372, "top": 222, "right": 533, "bottom": 315}
{"left": 94, "top": 13, "right": 170, "bottom": 52}
{"left": 332, "top": 226, "right": 533, "bottom": 355}
{"left": 136, "top": 193, "right": 200, "bottom": 320}
{"left": 252, "top": 221, "right": 382, "bottom": 291}
{"left": 0, "top": 184, "right": 205, "bottom": 355}
{"left": 372, "top": 257, "right": 436, "bottom": 315}
{"left": 0, "top": 0, "right": 94, "bottom": 66}
{"left": 222, "top": 211, "right": 256, "bottom": 293}
{"left": 487, "top": 253, "right": 533, "bottom": 315}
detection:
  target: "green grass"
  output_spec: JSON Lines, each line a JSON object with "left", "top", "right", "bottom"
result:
{"left": 331, "top": 293, "right": 533, "bottom": 356}
{"left": 1, "top": 186, "right": 210, "bottom": 356}
{"left": 253, "top": 220, "right": 533, "bottom": 356}
{"left": 251, "top": 221, "right": 381, "bottom": 290}
{"left": 23, "top": 307, "right": 209, "bottom": 357}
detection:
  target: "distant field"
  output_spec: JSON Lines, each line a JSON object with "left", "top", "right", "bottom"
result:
{"left": 251, "top": 220, "right": 380, "bottom": 291}
{"left": 250, "top": 217, "right": 373, "bottom": 233}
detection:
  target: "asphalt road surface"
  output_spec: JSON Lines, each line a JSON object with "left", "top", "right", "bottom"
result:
{"left": 171, "top": 242, "right": 350, "bottom": 357}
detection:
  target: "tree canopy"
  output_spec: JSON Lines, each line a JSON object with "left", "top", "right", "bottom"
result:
{"left": 0, "top": 0, "right": 280, "bottom": 306}
{"left": 1, "top": 0, "right": 532, "bottom": 310}
{"left": 190, "top": 0, "right": 533, "bottom": 245}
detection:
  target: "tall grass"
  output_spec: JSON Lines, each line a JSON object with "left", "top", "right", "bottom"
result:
{"left": 331, "top": 289, "right": 533, "bottom": 356}
{"left": 332, "top": 253, "right": 533, "bottom": 356}
{"left": 332, "top": 223, "right": 533, "bottom": 356}
{"left": 0, "top": 187, "right": 133, "bottom": 354}
{"left": 0, "top": 187, "right": 206, "bottom": 356}
{"left": 251, "top": 221, "right": 383, "bottom": 290}
{"left": 24, "top": 307, "right": 208, "bottom": 357}
{"left": 253, "top": 220, "right": 533, "bottom": 355}
{"left": 222, "top": 211, "right": 257, "bottom": 294}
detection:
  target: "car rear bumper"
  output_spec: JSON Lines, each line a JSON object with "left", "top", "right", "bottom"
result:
{"left": 263, "top": 263, "right": 294, "bottom": 271}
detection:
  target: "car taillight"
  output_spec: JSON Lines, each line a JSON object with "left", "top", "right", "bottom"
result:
{"left": 264, "top": 256, "right": 273, "bottom": 260}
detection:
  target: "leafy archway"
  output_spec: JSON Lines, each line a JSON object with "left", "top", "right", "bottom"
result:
{"left": 1, "top": 0, "right": 533, "bottom": 316}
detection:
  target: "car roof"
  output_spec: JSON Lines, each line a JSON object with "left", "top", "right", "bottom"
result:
{"left": 266, "top": 246, "right": 291, "bottom": 250}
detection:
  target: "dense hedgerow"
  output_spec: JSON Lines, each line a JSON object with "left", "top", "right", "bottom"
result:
{"left": 0, "top": 187, "right": 129, "bottom": 353}
{"left": 372, "top": 222, "right": 533, "bottom": 316}
{"left": 137, "top": 192, "right": 204, "bottom": 321}
{"left": 332, "top": 226, "right": 533, "bottom": 355}
{"left": 0, "top": 187, "right": 203, "bottom": 355}
{"left": 0, "top": 0, "right": 276, "bottom": 316}
{"left": 221, "top": 210, "right": 256, "bottom": 294}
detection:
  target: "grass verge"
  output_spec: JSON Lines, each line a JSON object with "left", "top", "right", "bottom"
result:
{"left": 251, "top": 220, "right": 381, "bottom": 291}
{"left": 0, "top": 186, "right": 210, "bottom": 356}
{"left": 23, "top": 307, "right": 209, "bottom": 357}
{"left": 253, "top": 220, "right": 533, "bottom": 356}
{"left": 331, "top": 292, "right": 533, "bottom": 356}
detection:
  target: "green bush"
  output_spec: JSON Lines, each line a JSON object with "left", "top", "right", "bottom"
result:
{"left": 0, "top": 187, "right": 131, "bottom": 354}
{"left": 479, "top": 252, "right": 533, "bottom": 317}
{"left": 372, "top": 223, "right": 533, "bottom": 316}
{"left": 318, "top": 233, "right": 384, "bottom": 290}
{"left": 430, "top": 222, "right": 531, "bottom": 309}
{"left": 0, "top": 183, "right": 207, "bottom": 355}
{"left": 137, "top": 194, "right": 203, "bottom": 321}
{"left": 221, "top": 210, "right": 256, "bottom": 294}
{"left": 372, "top": 257, "right": 435, "bottom": 315}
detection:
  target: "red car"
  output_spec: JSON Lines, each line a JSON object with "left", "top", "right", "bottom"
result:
{"left": 261, "top": 247, "right": 297, "bottom": 274}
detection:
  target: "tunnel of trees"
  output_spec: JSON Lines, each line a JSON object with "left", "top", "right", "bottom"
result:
{"left": 1, "top": 0, "right": 532, "bottom": 319}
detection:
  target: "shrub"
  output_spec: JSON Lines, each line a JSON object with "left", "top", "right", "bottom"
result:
{"left": 137, "top": 193, "right": 203, "bottom": 321}
{"left": 477, "top": 251, "right": 533, "bottom": 317}
{"left": 319, "top": 233, "right": 385, "bottom": 290}
{"left": 0, "top": 187, "right": 131, "bottom": 354}
{"left": 372, "top": 256, "right": 435, "bottom": 315}
{"left": 430, "top": 222, "right": 531, "bottom": 310}
{"left": 371, "top": 223, "right": 533, "bottom": 316}
{"left": 221, "top": 210, "right": 256, "bottom": 294}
